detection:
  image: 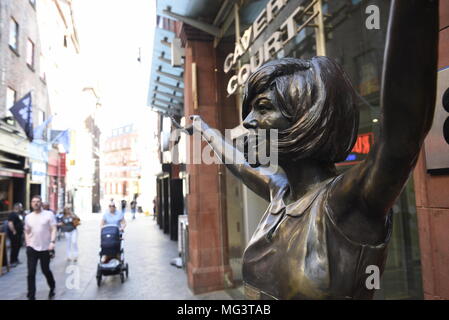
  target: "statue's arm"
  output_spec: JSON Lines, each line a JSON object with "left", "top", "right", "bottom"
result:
{"left": 189, "top": 116, "right": 273, "bottom": 202}
{"left": 331, "top": 0, "right": 438, "bottom": 221}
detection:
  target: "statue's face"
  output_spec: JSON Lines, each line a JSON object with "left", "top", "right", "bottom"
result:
{"left": 243, "top": 88, "right": 290, "bottom": 131}
{"left": 242, "top": 88, "right": 290, "bottom": 167}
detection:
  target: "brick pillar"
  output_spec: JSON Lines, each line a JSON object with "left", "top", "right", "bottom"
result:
{"left": 413, "top": 1, "right": 449, "bottom": 300}
{"left": 180, "top": 25, "right": 233, "bottom": 294}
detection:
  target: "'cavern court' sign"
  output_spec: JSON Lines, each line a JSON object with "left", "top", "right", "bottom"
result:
{"left": 224, "top": 0, "right": 314, "bottom": 95}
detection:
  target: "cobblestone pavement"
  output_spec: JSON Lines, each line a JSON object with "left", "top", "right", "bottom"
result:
{"left": 0, "top": 212, "right": 238, "bottom": 300}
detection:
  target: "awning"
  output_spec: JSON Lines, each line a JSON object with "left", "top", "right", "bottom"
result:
{"left": 0, "top": 167, "right": 25, "bottom": 178}
{"left": 147, "top": 22, "right": 184, "bottom": 117}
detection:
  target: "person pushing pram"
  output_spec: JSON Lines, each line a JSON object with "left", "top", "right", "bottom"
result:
{"left": 97, "top": 202, "right": 129, "bottom": 285}
{"left": 100, "top": 202, "right": 126, "bottom": 263}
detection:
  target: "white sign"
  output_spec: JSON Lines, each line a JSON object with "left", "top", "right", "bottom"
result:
{"left": 31, "top": 161, "right": 46, "bottom": 182}
{"left": 224, "top": 0, "right": 317, "bottom": 95}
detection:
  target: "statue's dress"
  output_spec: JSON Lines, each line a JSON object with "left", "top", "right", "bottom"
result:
{"left": 242, "top": 175, "right": 393, "bottom": 300}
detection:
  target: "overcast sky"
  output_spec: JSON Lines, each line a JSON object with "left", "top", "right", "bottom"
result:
{"left": 72, "top": 0, "right": 156, "bottom": 135}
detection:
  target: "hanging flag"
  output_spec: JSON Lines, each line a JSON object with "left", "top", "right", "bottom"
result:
{"left": 33, "top": 114, "right": 54, "bottom": 141}
{"left": 9, "top": 92, "right": 33, "bottom": 141}
{"left": 50, "top": 129, "right": 70, "bottom": 153}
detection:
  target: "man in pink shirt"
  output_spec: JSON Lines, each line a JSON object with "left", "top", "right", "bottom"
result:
{"left": 24, "top": 195, "right": 57, "bottom": 300}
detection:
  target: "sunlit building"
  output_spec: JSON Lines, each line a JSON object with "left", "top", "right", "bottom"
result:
{"left": 101, "top": 124, "right": 141, "bottom": 209}
{"left": 0, "top": 0, "right": 74, "bottom": 217}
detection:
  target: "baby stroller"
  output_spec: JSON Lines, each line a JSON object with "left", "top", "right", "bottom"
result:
{"left": 96, "top": 225, "right": 129, "bottom": 286}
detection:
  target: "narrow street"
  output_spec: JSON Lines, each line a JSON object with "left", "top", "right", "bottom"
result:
{"left": 0, "top": 212, "right": 234, "bottom": 300}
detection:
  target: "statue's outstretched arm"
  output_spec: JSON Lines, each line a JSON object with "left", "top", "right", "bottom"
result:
{"left": 176, "top": 115, "right": 274, "bottom": 201}
{"left": 331, "top": 0, "right": 438, "bottom": 220}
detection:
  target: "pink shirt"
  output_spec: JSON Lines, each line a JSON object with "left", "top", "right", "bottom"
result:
{"left": 24, "top": 210, "right": 56, "bottom": 251}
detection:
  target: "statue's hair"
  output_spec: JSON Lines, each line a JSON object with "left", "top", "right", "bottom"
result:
{"left": 242, "top": 57, "right": 359, "bottom": 163}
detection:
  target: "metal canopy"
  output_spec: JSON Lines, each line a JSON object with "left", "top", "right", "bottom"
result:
{"left": 156, "top": 0, "right": 224, "bottom": 22}
{"left": 148, "top": 21, "right": 185, "bottom": 116}
{"left": 148, "top": 0, "right": 235, "bottom": 115}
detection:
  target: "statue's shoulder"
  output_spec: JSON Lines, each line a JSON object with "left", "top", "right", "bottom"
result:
{"left": 268, "top": 172, "right": 289, "bottom": 201}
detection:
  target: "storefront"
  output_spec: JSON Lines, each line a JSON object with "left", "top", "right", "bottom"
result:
{"left": 0, "top": 128, "right": 29, "bottom": 215}
{"left": 47, "top": 150, "right": 66, "bottom": 213}
{"left": 224, "top": 0, "right": 422, "bottom": 300}
{"left": 0, "top": 153, "right": 26, "bottom": 216}
{"left": 155, "top": 0, "right": 449, "bottom": 298}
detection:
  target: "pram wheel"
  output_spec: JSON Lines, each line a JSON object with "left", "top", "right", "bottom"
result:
{"left": 120, "top": 272, "right": 125, "bottom": 283}
{"left": 125, "top": 263, "right": 129, "bottom": 278}
{"left": 96, "top": 265, "right": 102, "bottom": 287}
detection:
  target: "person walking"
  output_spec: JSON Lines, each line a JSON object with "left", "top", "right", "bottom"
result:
{"left": 60, "top": 207, "right": 80, "bottom": 262}
{"left": 42, "top": 202, "right": 54, "bottom": 214}
{"left": 120, "top": 199, "right": 127, "bottom": 214}
{"left": 24, "top": 195, "right": 56, "bottom": 300}
{"left": 130, "top": 199, "right": 137, "bottom": 220}
{"left": 55, "top": 210, "right": 64, "bottom": 240}
{"left": 7, "top": 203, "right": 24, "bottom": 267}
{"left": 152, "top": 198, "right": 157, "bottom": 221}
{"left": 100, "top": 203, "right": 126, "bottom": 263}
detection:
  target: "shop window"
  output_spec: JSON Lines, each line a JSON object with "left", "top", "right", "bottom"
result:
{"left": 9, "top": 18, "right": 19, "bottom": 53}
{"left": 233, "top": 0, "right": 422, "bottom": 299}
{"left": 0, "top": 180, "right": 13, "bottom": 213}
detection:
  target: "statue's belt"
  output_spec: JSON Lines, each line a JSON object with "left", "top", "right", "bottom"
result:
{"left": 244, "top": 283, "right": 278, "bottom": 300}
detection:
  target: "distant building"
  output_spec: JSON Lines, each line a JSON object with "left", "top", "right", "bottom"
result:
{"left": 65, "top": 87, "right": 102, "bottom": 214}
{"left": 101, "top": 124, "right": 140, "bottom": 209}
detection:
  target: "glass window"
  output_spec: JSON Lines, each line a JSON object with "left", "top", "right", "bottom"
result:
{"left": 5, "top": 87, "right": 17, "bottom": 125}
{"left": 38, "top": 110, "right": 45, "bottom": 126}
{"left": 233, "top": 0, "right": 423, "bottom": 300}
{"left": 27, "top": 39, "right": 35, "bottom": 68}
{"left": 6, "top": 87, "right": 16, "bottom": 109}
{"left": 9, "top": 18, "right": 19, "bottom": 51}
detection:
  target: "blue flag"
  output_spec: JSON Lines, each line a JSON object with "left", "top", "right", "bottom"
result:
{"left": 33, "top": 115, "right": 53, "bottom": 141}
{"left": 51, "top": 129, "right": 70, "bottom": 153}
{"left": 9, "top": 92, "right": 33, "bottom": 141}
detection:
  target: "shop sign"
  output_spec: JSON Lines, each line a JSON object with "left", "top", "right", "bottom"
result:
{"left": 31, "top": 161, "right": 47, "bottom": 182}
{"left": 337, "top": 132, "right": 374, "bottom": 166}
{"left": 224, "top": 0, "right": 313, "bottom": 95}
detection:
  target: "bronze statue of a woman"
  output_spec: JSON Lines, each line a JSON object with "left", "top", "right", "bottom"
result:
{"left": 179, "top": 0, "right": 439, "bottom": 299}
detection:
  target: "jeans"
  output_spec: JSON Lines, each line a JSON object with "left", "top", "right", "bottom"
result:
{"left": 8, "top": 233, "right": 22, "bottom": 263}
{"left": 65, "top": 229, "right": 78, "bottom": 259}
{"left": 26, "top": 246, "right": 55, "bottom": 298}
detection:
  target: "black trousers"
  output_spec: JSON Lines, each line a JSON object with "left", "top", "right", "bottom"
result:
{"left": 26, "top": 247, "right": 55, "bottom": 298}
{"left": 8, "top": 233, "right": 22, "bottom": 263}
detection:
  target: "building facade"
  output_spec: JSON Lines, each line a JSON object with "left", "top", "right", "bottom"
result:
{"left": 149, "top": 0, "right": 449, "bottom": 299}
{"left": 101, "top": 124, "right": 141, "bottom": 209}
{"left": 0, "top": 0, "right": 51, "bottom": 215}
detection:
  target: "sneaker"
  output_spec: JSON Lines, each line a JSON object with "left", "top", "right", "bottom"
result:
{"left": 10, "top": 262, "right": 18, "bottom": 268}
{"left": 48, "top": 288, "right": 55, "bottom": 299}
{"left": 28, "top": 296, "right": 36, "bottom": 300}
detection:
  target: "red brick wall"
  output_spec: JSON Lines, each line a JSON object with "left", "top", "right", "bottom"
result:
{"left": 413, "top": 0, "right": 449, "bottom": 300}
{"left": 182, "top": 36, "right": 233, "bottom": 294}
